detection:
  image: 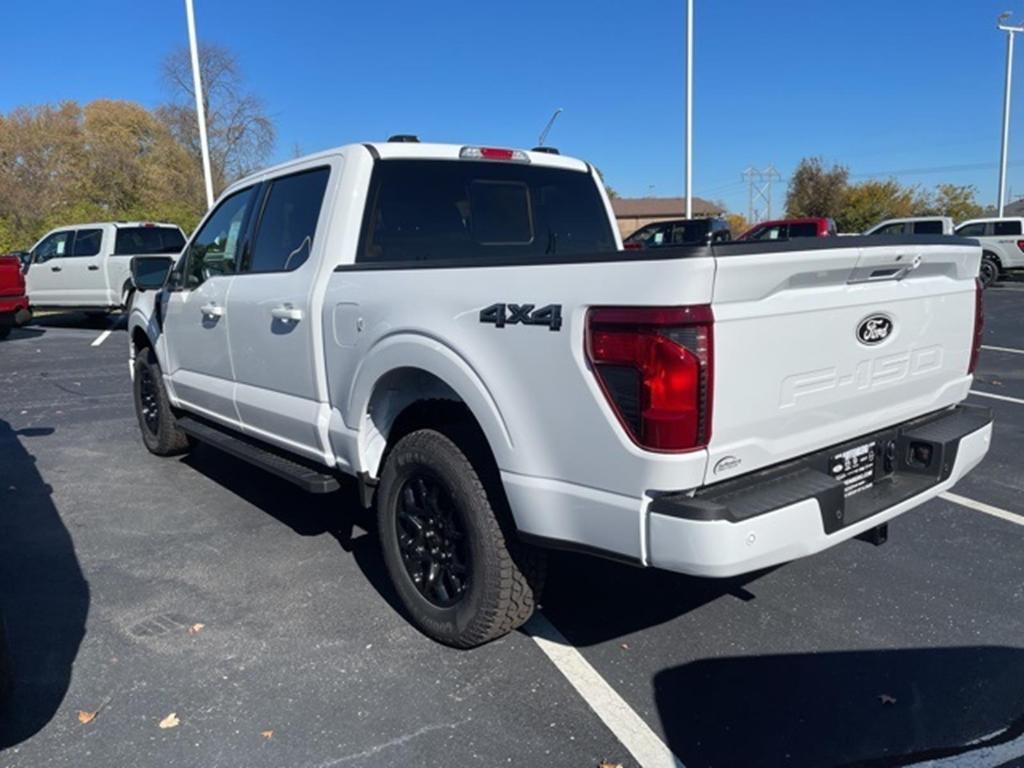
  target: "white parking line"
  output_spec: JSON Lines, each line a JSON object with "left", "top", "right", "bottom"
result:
{"left": 940, "top": 491, "right": 1023, "bottom": 527}
{"left": 969, "top": 389, "right": 1024, "bottom": 406}
{"left": 981, "top": 344, "right": 1024, "bottom": 355}
{"left": 526, "top": 613, "right": 684, "bottom": 768}
{"left": 90, "top": 329, "right": 113, "bottom": 347}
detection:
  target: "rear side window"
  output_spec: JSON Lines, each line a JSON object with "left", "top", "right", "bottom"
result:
{"left": 358, "top": 160, "right": 615, "bottom": 263}
{"left": 247, "top": 167, "right": 330, "bottom": 273}
{"left": 670, "top": 221, "right": 709, "bottom": 244}
{"left": 787, "top": 222, "right": 819, "bottom": 238}
{"left": 955, "top": 222, "right": 987, "bottom": 237}
{"left": 993, "top": 220, "right": 1022, "bottom": 236}
{"left": 115, "top": 227, "right": 186, "bottom": 255}
{"left": 913, "top": 221, "right": 944, "bottom": 235}
{"left": 72, "top": 229, "right": 103, "bottom": 256}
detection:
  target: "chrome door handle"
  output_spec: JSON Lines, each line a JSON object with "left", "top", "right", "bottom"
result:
{"left": 200, "top": 303, "right": 225, "bottom": 318}
{"left": 271, "top": 305, "right": 303, "bottom": 322}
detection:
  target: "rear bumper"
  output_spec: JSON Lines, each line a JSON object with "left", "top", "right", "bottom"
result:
{"left": 647, "top": 405, "right": 993, "bottom": 576}
{"left": 0, "top": 296, "right": 31, "bottom": 326}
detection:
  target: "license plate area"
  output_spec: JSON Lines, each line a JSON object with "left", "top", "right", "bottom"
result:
{"left": 829, "top": 441, "right": 876, "bottom": 498}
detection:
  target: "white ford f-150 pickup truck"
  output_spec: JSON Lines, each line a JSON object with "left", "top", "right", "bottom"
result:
{"left": 27, "top": 221, "right": 186, "bottom": 312}
{"left": 127, "top": 139, "right": 992, "bottom": 647}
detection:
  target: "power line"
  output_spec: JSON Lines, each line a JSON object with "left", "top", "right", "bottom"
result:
{"left": 742, "top": 165, "right": 781, "bottom": 222}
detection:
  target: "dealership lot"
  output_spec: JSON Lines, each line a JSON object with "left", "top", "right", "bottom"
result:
{"left": 1, "top": 289, "right": 1023, "bottom": 768}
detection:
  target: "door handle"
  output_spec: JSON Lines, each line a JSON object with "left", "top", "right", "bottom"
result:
{"left": 51, "top": 266, "right": 62, "bottom": 272}
{"left": 87, "top": 265, "right": 99, "bottom": 271}
{"left": 271, "top": 305, "right": 303, "bottom": 322}
{"left": 200, "top": 302, "right": 225, "bottom": 318}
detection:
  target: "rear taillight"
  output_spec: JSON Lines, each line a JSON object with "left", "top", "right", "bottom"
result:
{"left": 969, "top": 277, "right": 984, "bottom": 374}
{"left": 585, "top": 306, "right": 714, "bottom": 452}
{"left": 1017, "top": 240, "right": 1024, "bottom": 253}
{"left": 623, "top": 242, "right": 644, "bottom": 251}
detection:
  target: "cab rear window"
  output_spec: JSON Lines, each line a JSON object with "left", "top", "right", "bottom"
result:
{"left": 115, "top": 227, "right": 186, "bottom": 255}
{"left": 358, "top": 160, "right": 615, "bottom": 263}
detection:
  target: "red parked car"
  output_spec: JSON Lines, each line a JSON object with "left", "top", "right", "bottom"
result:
{"left": 0, "top": 254, "right": 31, "bottom": 340}
{"left": 737, "top": 217, "right": 836, "bottom": 241}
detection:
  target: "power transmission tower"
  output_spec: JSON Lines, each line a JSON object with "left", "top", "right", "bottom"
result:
{"left": 742, "top": 165, "right": 782, "bottom": 222}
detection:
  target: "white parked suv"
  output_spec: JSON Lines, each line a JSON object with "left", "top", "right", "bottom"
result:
{"left": 26, "top": 222, "right": 186, "bottom": 311}
{"left": 127, "top": 139, "right": 992, "bottom": 647}
{"left": 865, "top": 217, "right": 954, "bottom": 237}
{"left": 953, "top": 217, "right": 1024, "bottom": 287}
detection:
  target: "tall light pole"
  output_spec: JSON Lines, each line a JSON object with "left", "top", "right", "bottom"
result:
{"left": 998, "top": 12, "right": 1024, "bottom": 216}
{"left": 185, "top": 0, "right": 215, "bottom": 210}
{"left": 685, "top": 0, "right": 693, "bottom": 218}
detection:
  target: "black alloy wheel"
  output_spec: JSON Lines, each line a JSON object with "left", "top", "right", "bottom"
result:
{"left": 395, "top": 471, "right": 471, "bottom": 608}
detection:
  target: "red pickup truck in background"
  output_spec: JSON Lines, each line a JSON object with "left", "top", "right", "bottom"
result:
{"left": 0, "top": 255, "right": 31, "bottom": 340}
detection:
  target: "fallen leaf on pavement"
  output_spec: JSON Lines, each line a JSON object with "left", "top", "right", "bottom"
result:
{"left": 187, "top": 623, "right": 205, "bottom": 635}
{"left": 158, "top": 712, "right": 180, "bottom": 729}
{"left": 599, "top": 762, "right": 624, "bottom": 768}
{"left": 78, "top": 710, "right": 97, "bottom": 724}
{"left": 879, "top": 694, "right": 897, "bottom": 705}
{"left": 261, "top": 730, "right": 274, "bottom": 740}
{"left": 620, "top": 643, "right": 629, "bottom": 650}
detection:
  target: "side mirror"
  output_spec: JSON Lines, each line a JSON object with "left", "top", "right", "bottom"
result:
{"left": 130, "top": 256, "right": 173, "bottom": 292}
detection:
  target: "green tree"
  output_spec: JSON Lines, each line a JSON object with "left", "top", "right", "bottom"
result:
{"left": 838, "top": 179, "right": 924, "bottom": 233}
{"left": 922, "top": 184, "right": 984, "bottom": 222}
{"left": 785, "top": 157, "right": 849, "bottom": 218}
{"left": 0, "top": 100, "right": 206, "bottom": 252}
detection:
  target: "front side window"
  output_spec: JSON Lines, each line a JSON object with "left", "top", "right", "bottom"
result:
{"left": 33, "top": 231, "right": 72, "bottom": 263}
{"left": 993, "top": 220, "right": 1022, "bottom": 236}
{"left": 359, "top": 160, "right": 615, "bottom": 263}
{"left": 750, "top": 224, "right": 784, "bottom": 241}
{"left": 184, "top": 187, "right": 254, "bottom": 288}
{"left": 955, "top": 222, "right": 987, "bottom": 237}
{"left": 872, "top": 222, "right": 906, "bottom": 236}
{"left": 247, "top": 167, "right": 330, "bottom": 273}
{"left": 72, "top": 229, "right": 103, "bottom": 257}
{"left": 115, "top": 227, "right": 186, "bottom": 255}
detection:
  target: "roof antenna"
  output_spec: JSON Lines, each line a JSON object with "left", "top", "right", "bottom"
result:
{"left": 537, "top": 108, "right": 563, "bottom": 147}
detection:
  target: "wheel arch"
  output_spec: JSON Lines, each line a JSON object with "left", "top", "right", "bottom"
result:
{"left": 343, "top": 335, "right": 514, "bottom": 482}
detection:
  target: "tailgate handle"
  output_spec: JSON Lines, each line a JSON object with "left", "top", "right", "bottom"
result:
{"left": 849, "top": 255, "right": 923, "bottom": 284}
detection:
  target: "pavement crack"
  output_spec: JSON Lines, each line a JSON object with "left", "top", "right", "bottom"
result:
{"left": 311, "top": 718, "right": 470, "bottom": 767}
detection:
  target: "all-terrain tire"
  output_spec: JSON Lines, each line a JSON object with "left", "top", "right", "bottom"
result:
{"left": 980, "top": 252, "right": 1001, "bottom": 288}
{"left": 377, "top": 428, "right": 544, "bottom": 648}
{"left": 133, "top": 347, "right": 190, "bottom": 456}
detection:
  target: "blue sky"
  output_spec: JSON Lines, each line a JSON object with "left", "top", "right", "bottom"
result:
{"left": 2, "top": 0, "right": 1023, "bottom": 215}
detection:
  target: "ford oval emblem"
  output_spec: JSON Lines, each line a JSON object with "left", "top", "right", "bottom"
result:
{"left": 856, "top": 314, "right": 893, "bottom": 345}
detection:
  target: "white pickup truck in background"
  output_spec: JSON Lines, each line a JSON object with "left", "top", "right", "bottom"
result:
{"left": 26, "top": 221, "right": 185, "bottom": 312}
{"left": 953, "top": 216, "right": 1024, "bottom": 287}
{"left": 127, "top": 139, "right": 992, "bottom": 648}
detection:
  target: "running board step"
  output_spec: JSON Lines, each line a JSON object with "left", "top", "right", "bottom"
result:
{"left": 176, "top": 416, "right": 340, "bottom": 494}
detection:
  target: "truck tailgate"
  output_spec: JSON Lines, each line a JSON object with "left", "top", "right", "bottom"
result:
{"left": 705, "top": 240, "right": 980, "bottom": 485}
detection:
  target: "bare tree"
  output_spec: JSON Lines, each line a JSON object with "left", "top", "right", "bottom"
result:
{"left": 157, "top": 43, "right": 275, "bottom": 195}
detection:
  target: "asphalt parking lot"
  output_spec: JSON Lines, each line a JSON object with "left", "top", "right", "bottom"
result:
{"left": 1, "top": 288, "right": 1023, "bottom": 768}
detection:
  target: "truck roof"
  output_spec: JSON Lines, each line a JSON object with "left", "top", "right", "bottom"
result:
{"left": 228, "top": 141, "right": 592, "bottom": 194}
{"left": 41, "top": 221, "right": 183, "bottom": 230}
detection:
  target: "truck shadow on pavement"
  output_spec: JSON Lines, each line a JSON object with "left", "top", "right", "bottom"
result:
{"left": 179, "top": 446, "right": 401, "bottom": 607}
{"left": 0, "top": 420, "right": 89, "bottom": 750}
{"left": 653, "top": 646, "right": 1024, "bottom": 768}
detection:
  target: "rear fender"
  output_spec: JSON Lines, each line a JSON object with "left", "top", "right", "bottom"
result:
{"left": 340, "top": 333, "right": 513, "bottom": 478}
